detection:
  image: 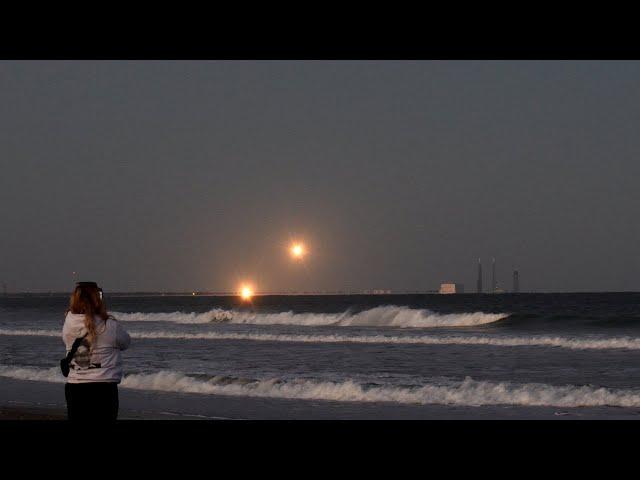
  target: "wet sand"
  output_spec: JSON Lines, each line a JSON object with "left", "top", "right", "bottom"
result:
{"left": 0, "top": 406, "right": 66, "bottom": 420}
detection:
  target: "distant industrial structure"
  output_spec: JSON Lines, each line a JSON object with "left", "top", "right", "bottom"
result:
{"left": 441, "top": 259, "right": 521, "bottom": 295}
{"left": 491, "top": 258, "right": 497, "bottom": 293}
{"left": 439, "top": 283, "right": 464, "bottom": 294}
{"left": 474, "top": 258, "right": 520, "bottom": 293}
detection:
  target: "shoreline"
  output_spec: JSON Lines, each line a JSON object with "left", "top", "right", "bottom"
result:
{"left": 3, "top": 377, "right": 640, "bottom": 420}
{"left": 0, "top": 403, "right": 229, "bottom": 420}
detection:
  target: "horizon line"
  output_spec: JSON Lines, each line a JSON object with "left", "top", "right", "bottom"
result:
{"left": 2, "top": 290, "right": 640, "bottom": 297}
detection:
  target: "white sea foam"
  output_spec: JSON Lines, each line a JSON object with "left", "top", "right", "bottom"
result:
{"left": 113, "top": 306, "right": 508, "bottom": 328}
{"left": 3, "top": 328, "right": 640, "bottom": 351}
{"left": 1, "top": 365, "right": 640, "bottom": 407}
{"left": 125, "top": 331, "right": 640, "bottom": 351}
{"left": 0, "top": 329, "right": 60, "bottom": 337}
{"left": 113, "top": 308, "right": 233, "bottom": 324}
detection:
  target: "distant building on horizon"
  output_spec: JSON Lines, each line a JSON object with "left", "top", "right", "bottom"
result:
{"left": 372, "top": 289, "right": 392, "bottom": 294}
{"left": 513, "top": 270, "right": 519, "bottom": 293}
{"left": 477, "top": 258, "right": 483, "bottom": 293}
{"left": 439, "top": 283, "right": 464, "bottom": 294}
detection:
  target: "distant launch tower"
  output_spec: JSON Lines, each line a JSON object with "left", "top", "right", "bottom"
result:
{"left": 477, "top": 258, "right": 482, "bottom": 293}
{"left": 491, "top": 258, "right": 497, "bottom": 293}
{"left": 513, "top": 270, "right": 519, "bottom": 293}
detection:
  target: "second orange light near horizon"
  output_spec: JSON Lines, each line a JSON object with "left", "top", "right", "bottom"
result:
{"left": 240, "top": 284, "right": 253, "bottom": 301}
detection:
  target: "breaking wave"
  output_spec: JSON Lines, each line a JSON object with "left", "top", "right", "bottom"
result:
{"left": 4, "top": 328, "right": 640, "bottom": 351}
{"left": 113, "top": 306, "right": 508, "bottom": 328}
{"left": 2, "top": 365, "right": 640, "bottom": 407}
{"left": 113, "top": 309, "right": 233, "bottom": 324}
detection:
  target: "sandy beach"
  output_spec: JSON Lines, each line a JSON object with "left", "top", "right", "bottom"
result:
{"left": 0, "top": 406, "right": 65, "bottom": 420}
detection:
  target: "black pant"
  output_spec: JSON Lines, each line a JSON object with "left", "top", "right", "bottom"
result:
{"left": 65, "top": 382, "right": 119, "bottom": 421}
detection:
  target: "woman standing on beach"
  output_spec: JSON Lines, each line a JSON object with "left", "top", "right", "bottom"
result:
{"left": 62, "top": 282, "right": 131, "bottom": 421}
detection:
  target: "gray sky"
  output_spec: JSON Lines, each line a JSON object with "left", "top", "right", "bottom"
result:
{"left": 1, "top": 61, "right": 638, "bottom": 293}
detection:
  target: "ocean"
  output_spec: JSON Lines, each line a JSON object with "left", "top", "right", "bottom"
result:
{"left": 1, "top": 292, "right": 640, "bottom": 419}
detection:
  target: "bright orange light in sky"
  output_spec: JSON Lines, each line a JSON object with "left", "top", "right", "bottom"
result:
{"left": 240, "top": 285, "right": 253, "bottom": 301}
{"left": 290, "top": 242, "right": 306, "bottom": 260}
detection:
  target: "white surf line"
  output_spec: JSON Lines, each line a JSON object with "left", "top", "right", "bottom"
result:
{"left": 113, "top": 307, "right": 509, "bottom": 328}
{"left": 2, "top": 365, "right": 640, "bottom": 408}
{"left": 0, "top": 329, "right": 60, "bottom": 337}
{"left": 3, "top": 328, "right": 640, "bottom": 351}
{"left": 131, "top": 331, "right": 640, "bottom": 351}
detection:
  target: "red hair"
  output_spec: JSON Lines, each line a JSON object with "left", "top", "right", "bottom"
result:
{"left": 67, "top": 284, "right": 110, "bottom": 349}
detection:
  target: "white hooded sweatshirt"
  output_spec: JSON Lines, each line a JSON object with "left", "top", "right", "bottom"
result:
{"left": 62, "top": 312, "right": 131, "bottom": 384}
